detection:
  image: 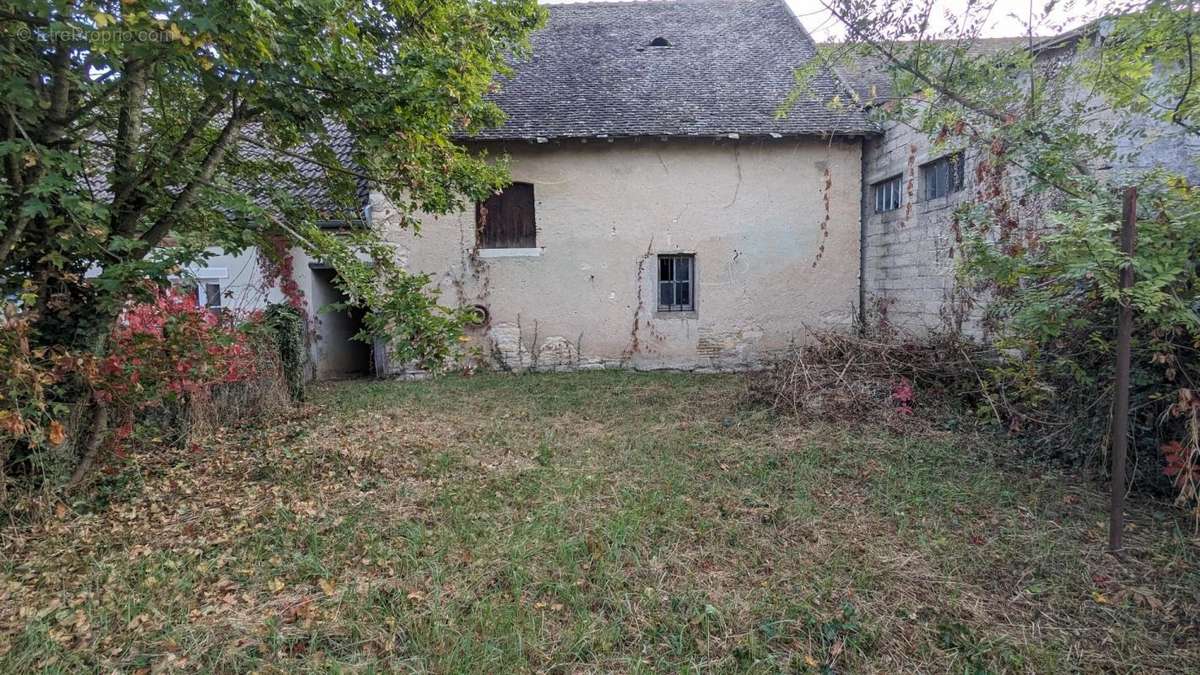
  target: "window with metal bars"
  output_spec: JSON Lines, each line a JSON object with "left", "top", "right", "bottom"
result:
{"left": 921, "top": 152, "right": 965, "bottom": 200}
{"left": 657, "top": 254, "right": 694, "bottom": 312}
{"left": 873, "top": 174, "right": 902, "bottom": 213}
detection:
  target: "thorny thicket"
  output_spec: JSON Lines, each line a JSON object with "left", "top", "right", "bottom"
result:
{"left": 782, "top": 0, "right": 1200, "bottom": 516}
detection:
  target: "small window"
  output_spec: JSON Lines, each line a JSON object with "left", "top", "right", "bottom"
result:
{"left": 649, "top": 37, "right": 671, "bottom": 47}
{"left": 198, "top": 281, "right": 222, "bottom": 310}
{"left": 873, "top": 174, "right": 902, "bottom": 213}
{"left": 476, "top": 182, "right": 535, "bottom": 249}
{"left": 657, "top": 254, "right": 694, "bottom": 312}
{"left": 921, "top": 152, "right": 965, "bottom": 200}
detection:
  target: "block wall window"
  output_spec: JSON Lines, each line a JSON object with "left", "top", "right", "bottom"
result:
{"left": 921, "top": 152, "right": 965, "bottom": 200}
{"left": 657, "top": 254, "right": 694, "bottom": 312}
{"left": 476, "top": 182, "right": 535, "bottom": 249}
{"left": 873, "top": 174, "right": 903, "bottom": 213}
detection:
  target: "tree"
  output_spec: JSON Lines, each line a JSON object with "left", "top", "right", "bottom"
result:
{"left": 0, "top": 0, "right": 543, "bottom": 484}
{"left": 808, "top": 0, "right": 1200, "bottom": 511}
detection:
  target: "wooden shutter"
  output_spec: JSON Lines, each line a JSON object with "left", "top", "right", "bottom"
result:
{"left": 476, "top": 182, "right": 535, "bottom": 248}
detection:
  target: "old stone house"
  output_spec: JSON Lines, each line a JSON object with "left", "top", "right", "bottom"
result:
{"left": 202, "top": 0, "right": 875, "bottom": 378}
{"left": 189, "top": 0, "right": 1195, "bottom": 379}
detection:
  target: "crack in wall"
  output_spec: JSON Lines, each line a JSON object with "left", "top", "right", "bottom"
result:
{"left": 622, "top": 236, "right": 654, "bottom": 363}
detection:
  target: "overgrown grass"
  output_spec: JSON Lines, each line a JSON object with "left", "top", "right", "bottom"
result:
{"left": 1, "top": 371, "right": 1196, "bottom": 672}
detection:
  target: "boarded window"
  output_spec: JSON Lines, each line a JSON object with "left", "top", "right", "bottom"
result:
{"left": 873, "top": 174, "right": 902, "bottom": 213}
{"left": 921, "top": 152, "right": 965, "bottom": 200}
{"left": 657, "top": 254, "right": 694, "bottom": 312}
{"left": 476, "top": 182, "right": 536, "bottom": 249}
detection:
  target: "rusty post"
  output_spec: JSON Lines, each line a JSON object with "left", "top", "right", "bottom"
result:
{"left": 1110, "top": 186, "right": 1137, "bottom": 553}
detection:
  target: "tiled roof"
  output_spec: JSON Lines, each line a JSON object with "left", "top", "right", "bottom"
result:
{"left": 469, "top": 0, "right": 874, "bottom": 140}
{"left": 239, "top": 123, "right": 369, "bottom": 223}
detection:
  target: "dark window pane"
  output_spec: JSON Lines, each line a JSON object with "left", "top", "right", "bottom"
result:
{"left": 675, "top": 281, "right": 690, "bottom": 308}
{"left": 660, "top": 257, "right": 672, "bottom": 281}
{"left": 204, "top": 282, "right": 222, "bottom": 309}
{"left": 659, "top": 282, "right": 673, "bottom": 307}
{"left": 476, "top": 182, "right": 535, "bottom": 248}
{"left": 676, "top": 258, "right": 690, "bottom": 281}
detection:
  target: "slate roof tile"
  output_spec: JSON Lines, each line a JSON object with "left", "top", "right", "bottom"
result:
{"left": 470, "top": 0, "right": 874, "bottom": 140}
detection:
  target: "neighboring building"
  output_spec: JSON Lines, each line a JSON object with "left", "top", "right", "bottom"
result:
{"left": 849, "top": 27, "right": 1200, "bottom": 334}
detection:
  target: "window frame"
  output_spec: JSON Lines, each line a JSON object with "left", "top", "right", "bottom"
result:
{"left": 873, "top": 174, "right": 903, "bottom": 213}
{"left": 657, "top": 254, "right": 695, "bottom": 313}
{"left": 476, "top": 182, "right": 536, "bottom": 250}
{"left": 920, "top": 152, "right": 965, "bottom": 201}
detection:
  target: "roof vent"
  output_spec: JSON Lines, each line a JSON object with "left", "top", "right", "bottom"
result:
{"left": 649, "top": 36, "right": 671, "bottom": 47}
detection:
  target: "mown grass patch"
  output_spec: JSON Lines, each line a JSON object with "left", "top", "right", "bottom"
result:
{"left": 1, "top": 371, "right": 1196, "bottom": 672}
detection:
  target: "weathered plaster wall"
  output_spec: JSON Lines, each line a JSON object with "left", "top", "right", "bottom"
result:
{"left": 377, "top": 137, "right": 863, "bottom": 372}
{"left": 185, "top": 247, "right": 286, "bottom": 312}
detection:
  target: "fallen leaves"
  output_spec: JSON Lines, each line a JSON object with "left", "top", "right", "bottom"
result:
{"left": 317, "top": 578, "right": 336, "bottom": 596}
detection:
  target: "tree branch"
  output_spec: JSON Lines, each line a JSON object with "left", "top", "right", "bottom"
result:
{"left": 816, "top": 0, "right": 1094, "bottom": 178}
{"left": 134, "top": 101, "right": 252, "bottom": 253}
{"left": 1174, "top": 27, "right": 1195, "bottom": 128}
{"left": 0, "top": 105, "right": 47, "bottom": 267}
{"left": 112, "top": 90, "right": 233, "bottom": 237}
{"left": 0, "top": 8, "right": 50, "bottom": 26}
{"left": 109, "top": 60, "right": 148, "bottom": 223}
{"left": 237, "top": 132, "right": 375, "bottom": 183}
{"left": 39, "top": 43, "right": 73, "bottom": 146}
{"left": 67, "top": 399, "right": 108, "bottom": 488}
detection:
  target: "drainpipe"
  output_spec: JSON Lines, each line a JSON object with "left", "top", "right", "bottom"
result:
{"left": 858, "top": 136, "right": 869, "bottom": 333}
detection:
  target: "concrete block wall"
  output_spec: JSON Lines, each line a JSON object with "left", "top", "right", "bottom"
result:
{"left": 861, "top": 122, "right": 977, "bottom": 335}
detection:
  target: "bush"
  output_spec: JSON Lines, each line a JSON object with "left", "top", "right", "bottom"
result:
{"left": 962, "top": 176, "right": 1200, "bottom": 512}
{"left": 2, "top": 287, "right": 292, "bottom": 493}
{"left": 263, "top": 303, "right": 308, "bottom": 402}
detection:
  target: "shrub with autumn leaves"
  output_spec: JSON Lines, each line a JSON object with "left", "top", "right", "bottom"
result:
{"left": 96, "top": 287, "right": 260, "bottom": 410}
{"left": 2, "top": 287, "right": 280, "bottom": 491}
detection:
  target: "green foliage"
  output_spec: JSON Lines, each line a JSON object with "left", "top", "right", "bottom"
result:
{"left": 965, "top": 178, "right": 1200, "bottom": 342}
{"left": 263, "top": 303, "right": 306, "bottom": 402}
{"left": 1084, "top": 2, "right": 1200, "bottom": 134}
{"left": 808, "top": 1, "right": 1200, "bottom": 507}
{"left": 0, "top": 0, "right": 544, "bottom": 479}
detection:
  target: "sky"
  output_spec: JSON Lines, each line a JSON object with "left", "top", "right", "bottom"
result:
{"left": 542, "top": 0, "right": 1107, "bottom": 42}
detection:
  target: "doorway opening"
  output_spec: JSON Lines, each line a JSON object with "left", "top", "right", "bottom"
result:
{"left": 311, "top": 268, "right": 373, "bottom": 379}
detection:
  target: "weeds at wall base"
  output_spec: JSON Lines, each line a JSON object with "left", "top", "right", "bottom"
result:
{"left": 746, "top": 328, "right": 1200, "bottom": 522}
